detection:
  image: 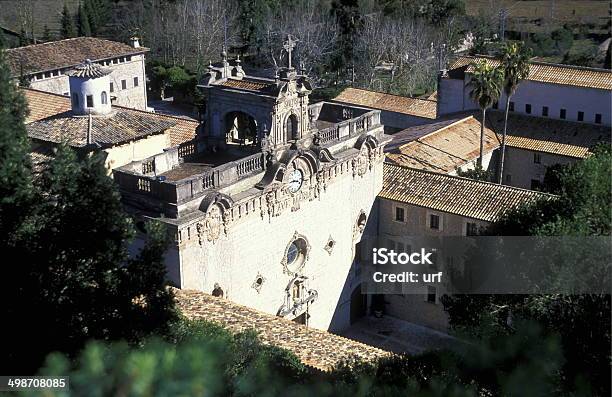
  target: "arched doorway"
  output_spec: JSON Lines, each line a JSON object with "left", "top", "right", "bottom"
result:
{"left": 350, "top": 284, "right": 367, "bottom": 324}
{"left": 224, "top": 111, "right": 257, "bottom": 145}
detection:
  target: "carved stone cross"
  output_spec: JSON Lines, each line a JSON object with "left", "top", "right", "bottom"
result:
{"left": 283, "top": 35, "right": 297, "bottom": 69}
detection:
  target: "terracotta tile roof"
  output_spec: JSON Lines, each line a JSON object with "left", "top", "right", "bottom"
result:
{"left": 22, "top": 89, "right": 71, "bottom": 123}
{"left": 6, "top": 37, "right": 148, "bottom": 76}
{"left": 380, "top": 163, "right": 553, "bottom": 222}
{"left": 448, "top": 55, "right": 612, "bottom": 90}
{"left": 385, "top": 116, "right": 500, "bottom": 173}
{"left": 21, "top": 88, "right": 197, "bottom": 147}
{"left": 486, "top": 111, "right": 610, "bottom": 158}
{"left": 218, "top": 78, "right": 274, "bottom": 91}
{"left": 174, "top": 289, "right": 391, "bottom": 372}
{"left": 333, "top": 88, "right": 437, "bottom": 119}
{"left": 27, "top": 110, "right": 175, "bottom": 148}
{"left": 156, "top": 115, "right": 198, "bottom": 147}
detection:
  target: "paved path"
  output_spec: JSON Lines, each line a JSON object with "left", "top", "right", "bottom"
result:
{"left": 339, "top": 315, "right": 457, "bottom": 355}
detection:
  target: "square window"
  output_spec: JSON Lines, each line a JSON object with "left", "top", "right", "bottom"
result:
{"left": 466, "top": 222, "right": 478, "bottom": 236}
{"left": 595, "top": 113, "right": 602, "bottom": 124}
{"left": 542, "top": 106, "right": 549, "bottom": 117}
{"left": 110, "top": 82, "right": 114, "bottom": 93}
{"left": 121, "top": 80, "right": 127, "bottom": 90}
{"left": 426, "top": 286, "right": 436, "bottom": 303}
{"left": 560, "top": 108, "right": 566, "bottom": 119}
{"left": 505, "top": 174, "right": 512, "bottom": 183}
{"left": 395, "top": 207, "right": 405, "bottom": 222}
{"left": 429, "top": 214, "right": 440, "bottom": 230}
{"left": 134, "top": 77, "right": 139, "bottom": 87}
{"left": 86, "top": 95, "right": 93, "bottom": 108}
{"left": 577, "top": 111, "right": 584, "bottom": 122}
{"left": 525, "top": 104, "right": 531, "bottom": 114}
{"left": 533, "top": 152, "right": 541, "bottom": 164}
{"left": 509, "top": 101, "right": 515, "bottom": 112}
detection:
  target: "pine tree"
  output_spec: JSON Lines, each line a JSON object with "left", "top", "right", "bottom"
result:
{"left": 1, "top": 32, "right": 176, "bottom": 373}
{"left": 42, "top": 24, "right": 53, "bottom": 42}
{"left": 0, "top": 31, "right": 35, "bottom": 243}
{"left": 77, "top": 2, "right": 92, "bottom": 37}
{"left": 60, "top": 3, "right": 76, "bottom": 39}
{"left": 18, "top": 27, "right": 29, "bottom": 46}
{"left": 84, "top": 0, "right": 98, "bottom": 36}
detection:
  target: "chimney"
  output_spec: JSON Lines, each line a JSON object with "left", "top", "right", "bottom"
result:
{"left": 129, "top": 37, "right": 141, "bottom": 48}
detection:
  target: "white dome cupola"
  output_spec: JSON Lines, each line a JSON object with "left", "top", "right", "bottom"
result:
{"left": 67, "top": 59, "right": 113, "bottom": 116}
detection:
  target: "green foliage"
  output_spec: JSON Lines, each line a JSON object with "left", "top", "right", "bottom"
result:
{"left": 3, "top": 142, "right": 178, "bottom": 373}
{"left": 42, "top": 24, "right": 53, "bottom": 42}
{"left": 0, "top": 35, "right": 35, "bottom": 245}
{"left": 497, "top": 41, "right": 531, "bottom": 183}
{"left": 468, "top": 60, "right": 503, "bottom": 111}
{"left": 238, "top": 0, "right": 282, "bottom": 53}
{"left": 562, "top": 41, "right": 598, "bottom": 67}
{"left": 330, "top": 0, "right": 362, "bottom": 73}
{"left": 60, "top": 3, "right": 76, "bottom": 39}
{"left": 77, "top": 2, "right": 92, "bottom": 37}
{"left": 28, "top": 318, "right": 572, "bottom": 396}
{"left": 1, "top": 41, "right": 177, "bottom": 373}
{"left": 499, "top": 41, "right": 531, "bottom": 97}
{"left": 526, "top": 27, "right": 574, "bottom": 58}
{"left": 148, "top": 61, "right": 201, "bottom": 103}
{"left": 83, "top": 0, "right": 111, "bottom": 36}
{"left": 456, "top": 165, "right": 492, "bottom": 181}
{"left": 444, "top": 147, "right": 612, "bottom": 395}
{"left": 468, "top": 60, "right": 503, "bottom": 166}
{"left": 31, "top": 318, "right": 310, "bottom": 396}
{"left": 493, "top": 144, "right": 611, "bottom": 236}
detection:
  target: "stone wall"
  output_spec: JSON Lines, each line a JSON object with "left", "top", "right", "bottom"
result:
{"left": 502, "top": 147, "right": 577, "bottom": 189}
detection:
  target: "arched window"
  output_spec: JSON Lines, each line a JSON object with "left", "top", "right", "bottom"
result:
{"left": 71, "top": 92, "right": 79, "bottom": 108}
{"left": 101, "top": 91, "right": 108, "bottom": 105}
{"left": 286, "top": 114, "right": 298, "bottom": 141}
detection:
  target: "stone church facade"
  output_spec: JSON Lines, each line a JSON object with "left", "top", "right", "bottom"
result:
{"left": 115, "top": 48, "right": 390, "bottom": 332}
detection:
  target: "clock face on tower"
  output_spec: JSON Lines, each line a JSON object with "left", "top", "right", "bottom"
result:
{"left": 287, "top": 168, "right": 304, "bottom": 193}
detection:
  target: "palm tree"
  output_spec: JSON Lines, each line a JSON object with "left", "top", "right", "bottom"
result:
{"left": 498, "top": 42, "right": 531, "bottom": 184}
{"left": 469, "top": 60, "right": 504, "bottom": 168}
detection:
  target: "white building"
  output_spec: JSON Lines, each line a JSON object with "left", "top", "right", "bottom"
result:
{"left": 6, "top": 37, "right": 149, "bottom": 111}
{"left": 438, "top": 55, "right": 612, "bottom": 126}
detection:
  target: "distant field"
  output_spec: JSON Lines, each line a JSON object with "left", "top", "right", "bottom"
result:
{"left": 0, "top": 0, "right": 80, "bottom": 38}
{"left": 1, "top": 0, "right": 609, "bottom": 41}
{"left": 465, "top": 0, "right": 610, "bottom": 33}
